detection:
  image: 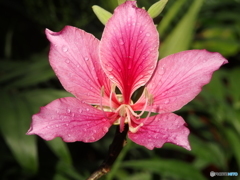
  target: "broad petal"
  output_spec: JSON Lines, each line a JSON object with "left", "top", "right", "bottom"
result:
{"left": 46, "top": 26, "right": 116, "bottom": 106}
{"left": 135, "top": 50, "right": 228, "bottom": 113}
{"left": 27, "top": 97, "right": 116, "bottom": 142}
{"left": 100, "top": 1, "right": 159, "bottom": 104}
{"left": 128, "top": 113, "right": 190, "bottom": 150}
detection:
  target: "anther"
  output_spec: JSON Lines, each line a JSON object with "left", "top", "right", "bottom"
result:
{"left": 148, "top": 94, "right": 154, "bottom": 105}
{"left": 133, "top": 88, "right": 153, "bottom": 118}
{"left": 100, "top": 86, "right": 105, "bottom": 97}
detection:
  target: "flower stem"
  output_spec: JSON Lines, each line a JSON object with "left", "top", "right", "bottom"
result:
{"left": 86, "top": 124, "right": 128, "bottom": 180}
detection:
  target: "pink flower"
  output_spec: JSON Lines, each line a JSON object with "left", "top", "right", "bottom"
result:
{"left": 27, "top": 1, "right": 228, "bottom": 150}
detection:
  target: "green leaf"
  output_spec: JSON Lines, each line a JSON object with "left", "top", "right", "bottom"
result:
{"left": 22, "top": 89, "right": 73, "bottom": 110}
{"left": 0, "top": 56, "right": 55, "bottom": 89}
{"left": 192, "top": 27, "right": 240, "bottom": 57}
{"left": 0, "top": 91, "right": 38, "bottom": 174}
{"left": 228, "top": 68, "right": 240, "bottom": 107}
{"left": 148, "top": 0, "right": 168, "bottom": 19}
{"left": 54, "top": 160, "right": 85, "bottom": 180}
{"left": 157, "top": 0, "right": 187, "bottom": 37}
{"left": 46, "top": 138, "right": 72, "bottom": 164}
{"left": 92, "top": 5, "right": 112, "bottom": 25}
{"left": 159, "top": 0, "right": 204, "bottom": 58}
{"left": 203, "top": 70, "right": 227, "bottom": 100}
{"left": 123, "top": 172, "right": 151, "bottom": 180}
{"left": 189, "top": 135, "right": 226, "bottom": 170}
{"left": 224, "top": 129, "right": 240, "bottom": 170}
{"left": 118, "top": 0, "right": 126, "bottom": 5}
{"left": 122, "top": 159, "right": 206, "bottom": 180}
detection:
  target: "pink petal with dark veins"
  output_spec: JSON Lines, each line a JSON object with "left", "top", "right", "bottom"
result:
{"left": 128, "top": 113, "right": 190, "bottom": 150}
{"left": 100, "top": 1, "right": 159, "bottom": 104}
{"left": 27, "top": 97, "right": 116, "bottom": 142}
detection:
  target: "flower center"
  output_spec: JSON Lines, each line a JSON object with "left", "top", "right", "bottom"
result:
{"left": 99, "top": 85, "right": 154, "bottom": 133}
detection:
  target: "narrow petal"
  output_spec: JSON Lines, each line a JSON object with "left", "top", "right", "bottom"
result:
{"left": 27, "top": 97, "right": 116, "bottom": 142}
{"left": 46, "top": 26, "right": 116, "bottom": 106}
{"left": 128, "top": 113, "right": 190, "bottom": 150}
{"left": 100, "top": 1, "right": 159, "bottom": 104}
{"left": 135, "top": 50, "right": 228, "bottom": 113}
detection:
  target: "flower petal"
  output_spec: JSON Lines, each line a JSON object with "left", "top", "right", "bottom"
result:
{"left": 100, "top": 1, "right": 159, "bottom": 103}
{"left": 27, "top": 97, "right": 115, "bottom": 142}
{"left": 135, "top": 50, "right": 228, "bottom": 113}
{"left": 128, "top": 113, "right": 190, "bottom": 150}
{"left": 46, "top": 26, "right": 115, "bottom": 106}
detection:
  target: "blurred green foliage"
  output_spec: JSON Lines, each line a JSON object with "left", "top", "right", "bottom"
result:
{"left": 0, "top": 0, "right": 239, "bottom": 180}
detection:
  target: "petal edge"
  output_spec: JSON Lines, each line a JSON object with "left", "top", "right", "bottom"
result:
{"left": 27, "top": 97, "right": 115, "bottom": 143}
{"left": 128, "top": 113, "right": 191, "bottom": 150}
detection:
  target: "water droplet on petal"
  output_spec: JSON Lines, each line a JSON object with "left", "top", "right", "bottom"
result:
{"left": 106, "top": 66, "right": 113, "bottom": 71}
{"left": 119, "top": 39, "right": 124, "bottom": 45}
{"left": 109, "top": 75, "right": 114, "bottom": 79}
{"left": 65, "top": 59, "right": 70, "bottom": 64}
{"left": 67, "top": 109, "right": 71, "bottom": 113}
{"left": 162, "top": 134, "right": 168, "bottom": 139}
{"left": 103, "top": 126, "right": 108, "bottom": 133}
{"left": 86, "top": 108, "right": 89, "bottom": 111}
{"left": 146, "top": 33, "right": 150, "bottom": 37}
{"left": 164, "top": 99, "right": 170, "bottom": 104}
{"left": 62, "top": 46, "right": 68, "bottom": 52}
{"left": 56, "top": 125, "right": 59, "bottom": 128}
{"left": 68, "top": 134, "right": 71, "bottom": 137}
{"left": 158, "top": 66, "right": 165, "bottom": 75}
{"left": 84, "top": 57, "right": 89, "bottom": 61}
{"left": 90, "top": 137, "right": 96, "bottom": 141}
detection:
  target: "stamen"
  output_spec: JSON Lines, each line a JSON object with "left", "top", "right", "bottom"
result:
{"left": 128, "top": 112, "right": 143, "bottom": 133}
{"left": 144, "top": 87, "right": 150, "bottom": 98}
{"left": 130, "top": 88, "right": 152, "bottom": 118}
{"left": 100, "top": 86, "right": 108, "bottom": 119}
{"left": 127, "top": 105, "right": 141, "bottom": 117}
{"left": 148, "top": 93, "right": 154, "bottom": 106}
{"left": 129, "top": 123, "right": 143, "bottom": 133}
{"left": 134, "top": 97, "right": 154, "bottom": 131}
{"left": 129, "top": 89, "right": 155, "bottom": 133}
{"left": 133, "top": 97, "right": 148, "bottom": 117}
{"left": 100, "top": 86, "right": 105, "bottom": 97}
{"left": 109, "top": 84, "right": 116, "bottom": 111}
{"left": 124, "top": 109, "right": 143, "bottom": 133}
